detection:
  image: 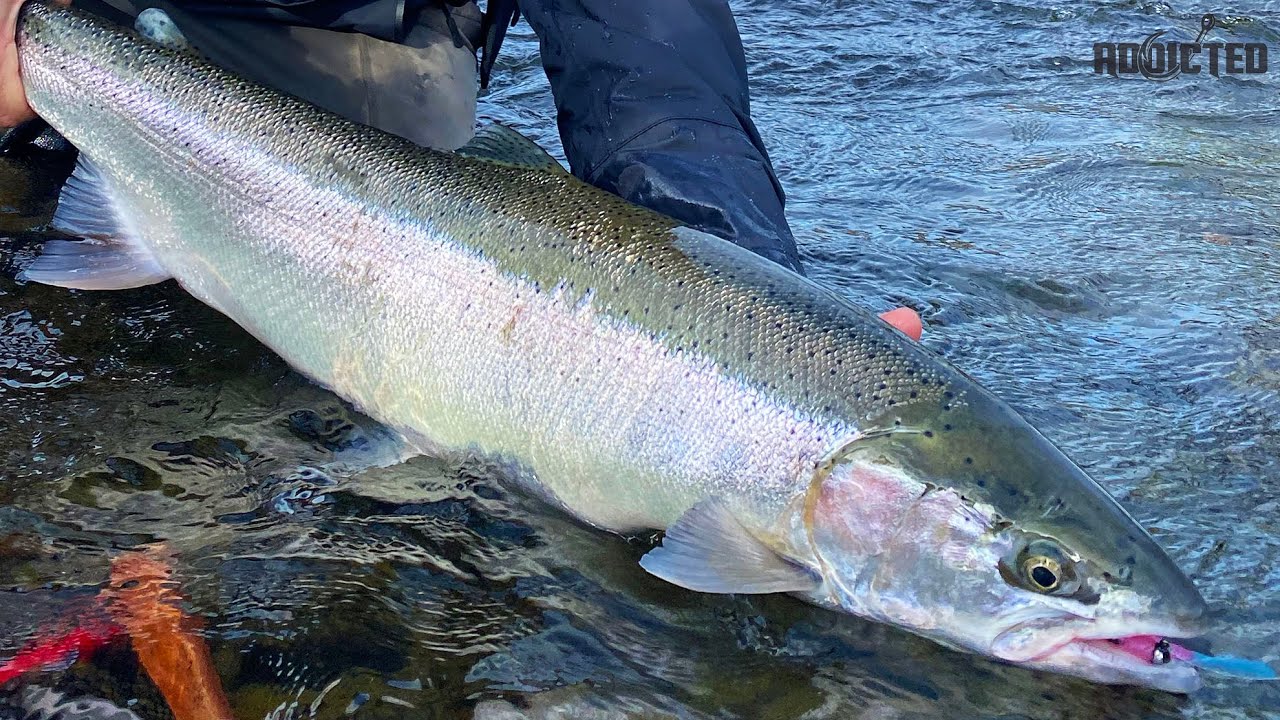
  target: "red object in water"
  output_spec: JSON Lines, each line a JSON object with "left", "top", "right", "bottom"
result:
{"left": 0, "top": 615, "right": 122, "bottom": 685}
{"left": 0, "top": 547, "right": 236, "bottom": 719}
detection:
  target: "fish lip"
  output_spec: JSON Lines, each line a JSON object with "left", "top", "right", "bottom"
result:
{"left": 992, "top": 613, "right": 1210, "bottom": 662}
{"left": 990, "top": 615, "right": 1207, "bottom": 692}
{"left": 1030, "top": 636, "right": 1203, "bottom": 694}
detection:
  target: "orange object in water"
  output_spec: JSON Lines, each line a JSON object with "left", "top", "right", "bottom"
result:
{"left": 104, "top": 546, "right": 235, "bottom": 720}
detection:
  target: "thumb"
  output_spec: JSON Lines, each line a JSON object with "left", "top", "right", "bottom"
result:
{"left": 878, "top": 306, "right": 922, "bottom": 342}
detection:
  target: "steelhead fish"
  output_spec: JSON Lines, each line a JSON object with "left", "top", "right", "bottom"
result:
{"left": 15, "top": 1, "right": 1211, "bottom": 692}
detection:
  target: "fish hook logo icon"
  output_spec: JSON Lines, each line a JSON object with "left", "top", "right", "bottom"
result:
{"left": 1093, "top": 13, "right": 1269, "bottom": 79}
{"left": 1138, "top": 14, "right": 1215, "bottom": 79}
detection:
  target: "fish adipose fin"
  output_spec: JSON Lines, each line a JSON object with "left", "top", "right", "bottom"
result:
{"left": 639, "top": 498, "right": 821, "bottom": 594}
{"left": 456, "top": 124, "right": 568, "bottom": 174}
{"left": 21, "top": 155, "right": 169, "bottom": 290}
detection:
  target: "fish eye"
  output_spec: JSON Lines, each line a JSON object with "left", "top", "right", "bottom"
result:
{"left": 999, "top": 537, "right": 1082, "bottom": 597}
{"left": 1024, "top": 556, "right": 1061, "bottom": 591}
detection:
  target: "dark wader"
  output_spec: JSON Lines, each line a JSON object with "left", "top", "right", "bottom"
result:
{"left": 77, "top": 0, "right": 482, "bottom": 151}
{"left": 64, "top": 0, "right": 805, "bottom": 271}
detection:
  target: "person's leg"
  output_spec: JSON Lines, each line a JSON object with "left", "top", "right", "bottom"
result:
{"left": 77, "top": 0, "right": 481, "bottom": 151}
{"left": 515, "top": 0, "right": 804, "bottom": 274}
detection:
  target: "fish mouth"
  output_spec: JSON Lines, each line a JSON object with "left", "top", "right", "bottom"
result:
{"left": 1026, "top": 634, "right": 1202, "bottom": 693}
{"left": 991, "top": 617, "right": 1208, "bottom": 693}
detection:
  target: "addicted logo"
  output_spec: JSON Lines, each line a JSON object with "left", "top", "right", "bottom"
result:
{"left": 1093, "top": 14, "right": 1268, "bottom": 79}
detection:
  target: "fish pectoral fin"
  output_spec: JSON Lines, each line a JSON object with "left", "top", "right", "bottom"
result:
{"left": 455, "top": 124, "right": 568, "bottom": 174}
{"left": 639, "top": 498, "right": 821, "bottom": 595}
{"left": 21, "top": 155, "right": 169, "bottom": 290}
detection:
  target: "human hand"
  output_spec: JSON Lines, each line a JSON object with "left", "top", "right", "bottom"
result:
{"left": 0, "top": 0, "right": 69, "bottom": 127}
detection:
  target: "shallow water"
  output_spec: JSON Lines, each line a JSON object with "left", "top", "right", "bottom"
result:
{"left": 1, "top": 1, "right": 1278, "bottom": 718}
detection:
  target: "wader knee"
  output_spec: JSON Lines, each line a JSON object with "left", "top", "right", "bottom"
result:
{"left": 76, "top": 0, "right": 482, "bottom": 151}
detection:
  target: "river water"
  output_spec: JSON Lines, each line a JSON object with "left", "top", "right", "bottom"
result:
{"left": 1, "top": 1, "right": 1277, "bottom": 718}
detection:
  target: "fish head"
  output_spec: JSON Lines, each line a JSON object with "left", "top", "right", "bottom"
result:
{"left": 798, "top": 379, "right": 1208, "bottom": 692}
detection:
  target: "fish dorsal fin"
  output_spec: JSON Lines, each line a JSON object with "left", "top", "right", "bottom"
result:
{"left": 639, "top": 498, "right": 821, "bottom": 594}
{"left": 455, "top": 124, "right": 567, "bottom": 174}
{"left": 20, "top": 155, "right": 169, "bottom": 290}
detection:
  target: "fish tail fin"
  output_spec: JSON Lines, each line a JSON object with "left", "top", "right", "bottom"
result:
{"left": 20, "top": 155, "right": 169, "bottom": 290}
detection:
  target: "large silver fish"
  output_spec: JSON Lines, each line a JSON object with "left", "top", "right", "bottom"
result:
{"left": 15, "top": 1, "right": 1209, "bottom": 691}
